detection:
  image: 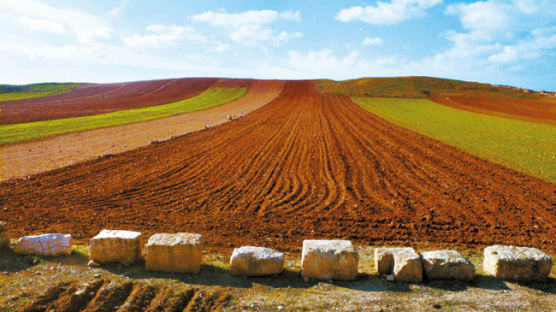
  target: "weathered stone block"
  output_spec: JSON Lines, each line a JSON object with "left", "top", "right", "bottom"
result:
{"left": 230, "top": 246, "right": 284, "bottom": 276}
{"left": 421, "top": 250, "right": 475, "bottom": 281}
{"left": 483, "top": 245, "right": 552, "bottom": 282}
{"left": 393, "top": 248, "right": 423, "bottom": 282}
{"left": 90, "top": 229, "right": 142, "bottom": 265}
{"left": 301, "top": 239, "right": 358, "bottom": 281}
{"left": 374, "top": 247, "right": 414, "bottom": 275}
{"left": 13, "top": 233, "right": 72, "bottom": 256}
{"left": 0, "top": 221, "right": 9, "bottom": 249}
{"left": 145, "top": 233, "right": 203, "bottom": 273}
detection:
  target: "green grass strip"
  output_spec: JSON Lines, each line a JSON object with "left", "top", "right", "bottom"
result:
{"left": 353, "top": 97, "right": 556, "bottom": 183}
{"left": 0, "top": 83, "right": 81, "bottom": 101}
{"left": 0, "top": 87, "right": 246, "bottom": 145}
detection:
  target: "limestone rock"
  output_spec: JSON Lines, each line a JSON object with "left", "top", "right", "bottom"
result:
{"left": 301, "top": 239, "right": 358, "bottom": 281}
{"left": 230, "top": 246, "right": 284, "bottom": 276}
{"left": 13, "top": 233, "right": 72, "bottom": 256}
{"left": 483, "top": 245, "right": 552, "bottom": 282}
{"left": 145, "top": 233, "right": 203, "bottom": 273}
{"left": 374, "top": 247, "right": 414, "bottom": 275}
{"left": 90, "top": 229, "right": 142, "bottom": 265}
{"left": 0, "top": 221, "right": 9, "bottom": 249}
{"left": 393, "top": 248, "right": 423, "bottom": 282}
{"left": 421, "top": 250, "right": 475, "bottom": 281}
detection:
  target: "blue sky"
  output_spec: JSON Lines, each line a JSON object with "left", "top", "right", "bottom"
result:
{"left": 0, "top": 0, "right": 555, "bottom": 90}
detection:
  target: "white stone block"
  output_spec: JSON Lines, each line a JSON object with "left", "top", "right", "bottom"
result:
{"left": 145, "top": 233, "right": 203, "bottom": 273}
{"left": 230, "top": 246, "right": 284, "bottom": 276}
{"left": 301, "top": 240, "right": 358, "bottom": 281}
{"left": 374, "top": 247, "right": 414, "bottom": 275}
{"left": 393, "top": 248, "right": 423, "bottom": 282}
{"left": 421, "top": 250, "right": 475, "bottom": 281}
{"left": 90, "top": 229, "right": 142, "bottom": 265}
{"left": 13, "top": 233, "right": 72, "bottom": 256}
{"left": 483, "top": 245, "right": 552, "bottom": 282}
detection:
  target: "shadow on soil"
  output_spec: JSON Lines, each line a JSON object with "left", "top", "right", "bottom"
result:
{"left": 0, "top": 248, "right": 43, "bottom": 274}
{"left": 3, "top": 249, "right": 554, "bottom": 295}
{"left": 515, "top": 279, "right": 556, "bottom": 294}
{"left": 100, "top": 262, "right": 413, "bottom": 292}
{"left": 105, "top": 262, "right": 556, "bottom": 295}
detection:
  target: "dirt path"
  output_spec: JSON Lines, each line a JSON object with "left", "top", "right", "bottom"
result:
{"left": 0, "top": 80, "right": 284, "bottom": 181}
{"left": 0, "top": 78, "right": 220, "bottom": 124}
{"left": 0, "top": 81, "right": 554, "bottom": 251}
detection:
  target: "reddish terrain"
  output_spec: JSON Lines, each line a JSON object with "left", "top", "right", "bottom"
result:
{"left": 430, "top": 92, "right": 556, "bottom": 125}
{"left": 1, "top": 81, "right": 554, "bottom": 252}
{"left": 318, "top": 76, "right": 556, "bottom": 124}
{"left": 0, "top": 78, "right": 218, "bottom": 124}
{"left": 0, "top": 80, "right": 284, "bottom": 181}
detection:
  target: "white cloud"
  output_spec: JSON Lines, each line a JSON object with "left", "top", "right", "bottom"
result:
{"left": 17, "top": 16, "right": 65, "bottom": 34}
{"left": 0, "top": 0, "right": 113, "bottom": 43}
{"left": 123, "top": 25, "right": 206, "bottom": 48}
{"left": 443, "top": 0, "right": 556, "bottom": 66}
{"left": 488, "top": 26, "right": 556, "bottom": 63}
{"left": 279, "top": 11, "right": 301, "bottom": 21}
{"left": 192, "top": 10, "right": 279, "bottom": 27}
{"left": 285, "top": 49, "right": 406, "bottom": 79}
{"left": 445, "top": 1, "right": 510, "bottom": 35}
{"left": 108, "top": 0, "right": 130, "bottom": 16}
{"left": 336, "top": 0, "right": 443, "bottom": 25}
{"left": 192, "top": 10, "right": 302, "bottom": 46}
{"left": 362, "top": 37, "right": 383, "bottom": 46}
{"left": 488, "top": 45, "right": 519, "bottom": 63}
{"left": 77, "top": 27, "right": 113, "bottom": 43}
{"left": 212, "top": 40, "right": 230, "bottom": 53}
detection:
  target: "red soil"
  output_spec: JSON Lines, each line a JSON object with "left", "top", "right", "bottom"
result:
{"left": 0, "top": 81, "right": 554, "bottom": 253}
{"left": 0, "top": 78, "right": 218, "bottom": 124}
{"left": 0, "top": 80, "right": 284, "bottom": 181}
{"left": 430, "top": 92, "right": 556, "bottom": 125}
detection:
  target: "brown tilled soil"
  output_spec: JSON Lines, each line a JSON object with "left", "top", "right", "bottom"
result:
{"left": 429, "top": 92, "right": 556, "bottom": 124}
{"left": 20, "top": 279, "right": 229, "bottom": 312}
{"left": 0, "top": 81, "right": 555, "bottom": 252}
{"left": 0, "top": 78, "right": 218, "bottom": 124}
{"left": 0, "top": 80, "right": 284, "bottom": 181}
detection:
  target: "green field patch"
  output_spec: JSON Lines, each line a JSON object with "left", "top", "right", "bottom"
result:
{"left": 0, "top": 87, "right": 246, "bottom": 145}
{"left": 0, "top": 83, "right": 81, "bottom": 101}
{"left": 353, "top": 97, "right": 556, "bottom": 183}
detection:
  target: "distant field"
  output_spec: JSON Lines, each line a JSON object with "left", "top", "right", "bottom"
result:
{"left": 318, "top": 77, "right": 556, "bottom": 124}
{"left": 0, "top": 87, "right": 246, "bottom": 145}
{"left": 353, "top": 97, "right": 556, "bottom": 183}
{"left": 317, "top": 77, "right": 538, "bottom": 99}
{"left": 0, "top": 83, "right": 81, "bottom": 101}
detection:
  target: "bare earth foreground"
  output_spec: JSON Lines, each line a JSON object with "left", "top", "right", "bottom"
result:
{"left": 0, "top": 247, "right": 554, "bottom": 311}
{"left": 1, "top": 81, "right": 554, "bottom": 252}
{"left": 0, "top": 80, "right": 284, "bottom": 181}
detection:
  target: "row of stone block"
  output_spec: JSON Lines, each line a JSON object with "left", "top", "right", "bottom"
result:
{"left": 374, "top": 247, "right": 474, "bottom": 282}
{"left": 88, "top": 230, "right": 284, "bottom": 275}
{"left": 374, "top": 246, "right": 553, "bottom": 282}
{"left": 2, "top": 227, "right": 552, "bottom": 282}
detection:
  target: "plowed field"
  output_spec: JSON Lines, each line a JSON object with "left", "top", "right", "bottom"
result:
{"left": 429, "top": 93, "right": 556, "bottom": 125}
{"left": 0, "top": 78, "right": 218, "bottom": 124}
{"left": 1, "top": 81, "right": 554, "bottom": 252}
{"left": 0, "top": 80, "right": 283, "bottom": 181}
